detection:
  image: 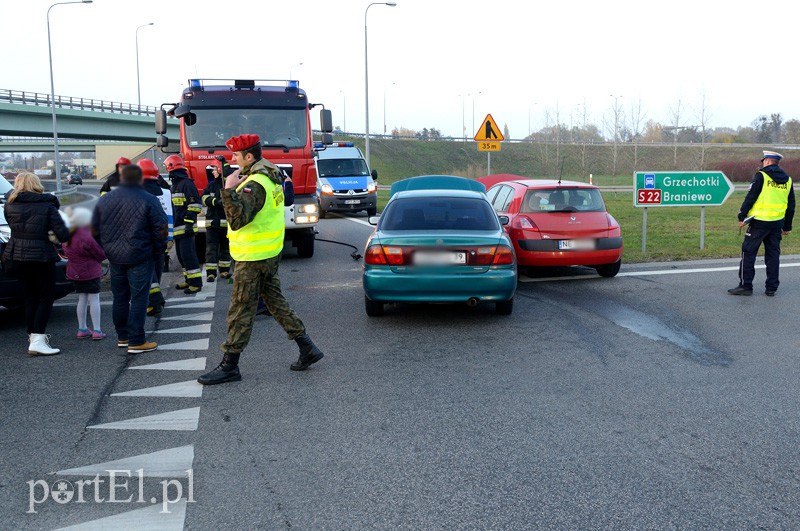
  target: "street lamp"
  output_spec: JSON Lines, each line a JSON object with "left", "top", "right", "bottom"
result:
{"left": 471, "top": 91, "right": 482, "bottom": 136}
{"left": 136, "top": 22, "right": 154, "bottom": 107}
{"left": 289, "top": 62, "right": 303, "bottom": 79}
{"left": 339, "top": 90, "right": 346, "bottom": 133}
{"left": 48, "top": 0, "right": 93, "bottom": 193}
{"left": 364, "top": 1, "right": 397, "bottom": 167}
{"left": 458, "top": 94, "right": 466, "bottom": 141}
{"left": 383, "top": 82, "right": 396, "bottom": 136}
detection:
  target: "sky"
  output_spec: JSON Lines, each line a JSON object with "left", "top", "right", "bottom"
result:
{"left": 4, "top": 0, "right": 800, "bottom": 140}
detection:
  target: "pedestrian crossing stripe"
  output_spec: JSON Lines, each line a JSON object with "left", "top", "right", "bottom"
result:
{"left": 130, "top": 358, "right": 207, "bottom": 371}
{"left": 156, "top": 338, "right": 210, "bottom": 350}
{"left": 55, "top": 499, "right": 187, "bottom": 531}
{"left": 160, "top": 311, "right": 214, "bottom": 321}
{"left": 56, "top": 446, "right": 194, "bottom": 477}
{"left": 88, "top": 407, "right": 200, "bottom": 431}
{"left": 473, "top": 113, "right": 504, "bottom": 141}
{"left": 164, "top": 300, "right": 215, "bottom": 309}
{"left": 154, "top": 324, "right": 212, "bottom": 334}
{"left": 111, "top": 380, "right": 203, "bottom": 398}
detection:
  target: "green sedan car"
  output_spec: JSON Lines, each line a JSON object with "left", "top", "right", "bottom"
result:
{"left": 362, "top": 175, "right": 517, "bottom": 316}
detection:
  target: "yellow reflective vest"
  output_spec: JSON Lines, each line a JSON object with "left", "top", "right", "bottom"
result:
{"left": 228, "top": 174, "right": 285, "bottom": 261}
{"left": 748, "top": 171, "right": 791, "bottom": 221}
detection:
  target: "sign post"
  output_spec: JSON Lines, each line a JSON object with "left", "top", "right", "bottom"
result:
{"left": 474, "top": 114, "right": 504, "bottom": 174}
{"left": 633, "top": 171, "right": 735, "bottom": 252}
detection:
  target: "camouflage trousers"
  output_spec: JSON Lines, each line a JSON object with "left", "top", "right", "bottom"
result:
{"left": 221, "top": 255, "right": 305, "bottom": 355}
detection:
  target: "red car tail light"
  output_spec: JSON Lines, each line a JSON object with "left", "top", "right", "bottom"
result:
{"left": 511, "top": 215, "right": 538, "bottom": 231}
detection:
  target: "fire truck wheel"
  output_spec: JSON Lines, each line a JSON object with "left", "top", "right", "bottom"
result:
{"left": 296, "top": 233, "right": 315, "bottom": 259}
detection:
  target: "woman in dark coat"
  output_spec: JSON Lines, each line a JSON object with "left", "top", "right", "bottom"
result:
{"left": 2, "top": 172, "right": 70, "bottom": 356}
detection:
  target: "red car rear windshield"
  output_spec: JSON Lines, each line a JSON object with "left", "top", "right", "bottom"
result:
{"left": 521, "top": 188, "right": 606, "bottom": 213}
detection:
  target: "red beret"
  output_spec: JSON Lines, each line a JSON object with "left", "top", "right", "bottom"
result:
{"left": 226, "top": 134, "right": 261, "bottom": 152}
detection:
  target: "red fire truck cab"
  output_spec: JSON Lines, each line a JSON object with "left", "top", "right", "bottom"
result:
{"left": 155, "top": 79, "right": 333, "bottom": 258}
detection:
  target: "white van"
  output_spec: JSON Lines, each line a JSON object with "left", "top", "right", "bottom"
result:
{"left": 315, "top": 143, "right": 377, "bottom": 217}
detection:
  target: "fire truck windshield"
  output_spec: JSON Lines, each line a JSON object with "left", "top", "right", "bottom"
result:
{"left": 184, "top": 108, "right": 308, "bottom": 149}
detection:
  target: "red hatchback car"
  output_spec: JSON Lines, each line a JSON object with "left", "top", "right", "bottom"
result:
{"left": 478, "top": 174, "right": 623, "bottom": 277}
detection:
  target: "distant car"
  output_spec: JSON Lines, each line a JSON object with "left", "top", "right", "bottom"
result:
{"left": 0, "top": 175, "right": 74, "bottom": 309}
{"left": 67, "top": 175, "right": 83, "bottom": 185}
{"left": 362, "top": 175, "right": 517, "bottom": 316}
{"left": 478, "top": 174, "right": 623, "bottom": 277}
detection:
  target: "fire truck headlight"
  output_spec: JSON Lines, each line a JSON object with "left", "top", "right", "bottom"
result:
{"left": 299, "top": 204, "right": 318, "bottom": 214}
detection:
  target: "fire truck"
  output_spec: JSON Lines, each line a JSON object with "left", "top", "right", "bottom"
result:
{"left": 155, "top": 79, "right": 333, "bottom": 258}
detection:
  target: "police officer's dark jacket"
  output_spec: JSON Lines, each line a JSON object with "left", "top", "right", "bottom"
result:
{"left": 201, "top": 177, "right": 227, "bottom": 228}
{"left": 92, "top": 183, "right": 167, "bottom": 265}
{"left": 2, "top": 192, "right": 69, "bottom": 262}
{"left": 169, "top": 169, "right": 202, "bottom": 234}
{"left": 738, "top": 164, "right": 796, "bottom": 231}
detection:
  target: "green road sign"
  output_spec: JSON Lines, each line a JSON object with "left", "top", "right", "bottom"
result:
{"left": 633, "top": 171, "right": 734, "bottom": 207}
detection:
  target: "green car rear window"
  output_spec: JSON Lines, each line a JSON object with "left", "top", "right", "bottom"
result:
{"left": 381, "top": 197, "right": 498, "bottom": 231}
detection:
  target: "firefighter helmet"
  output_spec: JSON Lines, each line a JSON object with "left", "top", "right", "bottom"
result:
{"left": 116, "top": 156, "right": 131, "bottom": 166}
{"left": 137, "top": 159, "right": 160, "bottom": 179}
{"left": 164, "top": 154, "right": 185, "bottom": 171}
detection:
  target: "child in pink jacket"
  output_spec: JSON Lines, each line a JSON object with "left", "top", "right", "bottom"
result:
{"left": 63, "top": 207, "right": 107, "bottom": 339}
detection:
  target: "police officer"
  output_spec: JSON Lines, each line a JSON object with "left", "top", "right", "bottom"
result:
{"left": 197, "top": 134, "right": 324, "bottom": 385}
{"left": 201, "top": 158, "right": 231, "bottom": 282}
{"left": 728, "top": 150, "right": 795, "bottom": 296}
{"left": 165, "top": 154, "right": 203, "bottom": 294}
{"left": 138, "top": 159, "right": 173, "bottom": 315}
{"left": 99, "top": 156, "right": 131, "bottom": 195}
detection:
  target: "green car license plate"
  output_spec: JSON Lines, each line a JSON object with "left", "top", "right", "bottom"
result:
{"left": 413, "top": 251, "right": 467, "bottom": 265}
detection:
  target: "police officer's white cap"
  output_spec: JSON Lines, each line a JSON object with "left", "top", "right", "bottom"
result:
{"left": 762, "top": 150, "right": 783, "bottom": 160}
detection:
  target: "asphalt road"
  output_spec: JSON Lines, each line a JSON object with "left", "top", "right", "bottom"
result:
{"left": 2, "top": 213, "right": 800, "bottom": 529}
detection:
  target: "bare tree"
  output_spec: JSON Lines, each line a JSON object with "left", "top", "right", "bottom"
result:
{"left": 628, "top": 97, "right": 647, "bottom": 170}
{"left": 578, "top": 99, "right": 590, "bottom": 176}
{"left": 669, "top": 96, "right": 683, "bottom": 167}
{"left": 553, "top": 102, "right": 562, "bottom": 169}
{"left": 695, "top": 90, "right": 713, "bottom": 169}
{"left": 606, "top": 95, "right": 625, "bottom": 178}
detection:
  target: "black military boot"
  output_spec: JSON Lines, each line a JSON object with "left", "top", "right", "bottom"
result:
{"left": 290, "top": 333, "right": 324, "bottom": 371}
{"left": 197, "top": 353, "right": 241, "bottom": 385}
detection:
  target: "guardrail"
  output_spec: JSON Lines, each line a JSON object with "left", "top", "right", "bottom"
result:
{"left": 0, "top": 88, "right": 156, "bottom": 116}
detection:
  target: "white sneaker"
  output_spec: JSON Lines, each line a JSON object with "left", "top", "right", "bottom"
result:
{"left": 28, "top": 333, "right": 60, "bottom": 356}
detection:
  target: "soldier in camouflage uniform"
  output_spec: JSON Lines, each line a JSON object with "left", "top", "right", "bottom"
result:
{"left": 198, "top": 133, "right": 324, "bottom": 385}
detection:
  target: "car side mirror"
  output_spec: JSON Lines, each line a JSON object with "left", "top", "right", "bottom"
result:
{"left": 371, "top": 169, "right": 378, "bottom": 182}
{"left": 368, "top": 215, "right": 380, "bottom": 226}
{"left": 498, "top": 215, "right": 510, "bottom": 226}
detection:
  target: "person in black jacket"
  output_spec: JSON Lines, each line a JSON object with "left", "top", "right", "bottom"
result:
{"left": 729, "top": 150, "right": 795, "bottom": 296}
{"left": 92, "top": 165, "right": 167, "bottom": 354}
{"left": 165, "top": 154, "right": 203, "bottom": 294}
{"left": 99, "top": 156, "right": 131, "bottom": 196}
{"left": 201, "top": 159, "right": 231, "bottom": 282}
{"left": 2, "top": 172, "right": 70, "bottom": 356}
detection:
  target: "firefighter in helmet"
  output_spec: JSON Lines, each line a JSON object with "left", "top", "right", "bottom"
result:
{"left": 201, "top": 158, "right": 232, "bottom": 282}
{"left": 137, "top": 159, "right": 173, "bottom": 314}
{"left": 100, "top": 156, "right": 131, "bottom": 195}
{"left": 164, "top": 154, "right": 203, "bottom": 294}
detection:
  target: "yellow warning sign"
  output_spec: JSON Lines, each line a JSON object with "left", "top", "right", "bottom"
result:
{"left": 474, "top": 114, "right": 504, "bottom": 142}
{"left": 478, "top": 142, "right": 501, "bottom": 152}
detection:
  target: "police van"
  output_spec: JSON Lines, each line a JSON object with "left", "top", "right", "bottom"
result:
{"left": 315, "top": 143, "right": 377, "bottom": 218}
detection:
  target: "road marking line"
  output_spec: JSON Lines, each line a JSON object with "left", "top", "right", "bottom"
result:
{"left": 56, "top": 446, "right": 194, "bottom": 477}
{"left": 130, "top": 358, "right": 207, "bottom": 371}
{"left": 88, "top": 407, "right": 200, "bottom": 431}
{"left": 163, "top": 300, "right": 215, "bottom": 309}
{"left": 329, "top": 213, "right": 374, "bottom": 227}
{"left": 154, "top": 324, "right": 211, "bottom": 334}
{"left": 159, "top": 311, "right": 214, "bottom": 321}
{"left": 157, "top": 338, "right": 210, "bottom": 350}
{"left": 55, "top": 499, "right": 187, "bottom": 531}
{"left": 111, "top": 380, "right": 203, "bottom": 398}
{"left": 519, "top": 262, "right": 800, "bottom": 282}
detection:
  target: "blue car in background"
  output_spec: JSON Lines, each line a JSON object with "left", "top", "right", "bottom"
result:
{"left": 362, "top": 175, "right": 517, "bottom": 316}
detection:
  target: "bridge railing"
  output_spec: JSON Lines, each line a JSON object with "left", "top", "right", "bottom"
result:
{"left": 0, "top": 89, "right": 157, "bottom": 116}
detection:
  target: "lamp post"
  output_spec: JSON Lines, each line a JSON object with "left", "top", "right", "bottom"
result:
{"left": 48, "top": 0, "right": 92, "bottom": 193}
{"left": 471, "top": 91, "right": 482, "bottom": 136}
{"left": 136, "top": 22, "right": 154, "bottom": 107}
{"left": 339, "top": 90, "right": 346, "bottom": 133}
{"left": 458, "top": 94, "right": 466, "bottom": 141}
{"left": 364, "top": 1, "right": 397, "bottom": 167}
